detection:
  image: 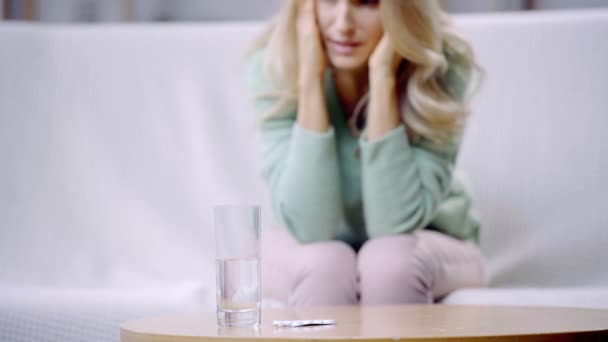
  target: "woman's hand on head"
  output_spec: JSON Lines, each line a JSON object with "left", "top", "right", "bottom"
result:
{"left": 369, "top": 33, "right": 402, "bottom": 80}
{"left": 297, "top": 0, "right": 328, "bottom": 84}
{"left": 366, "top": 32, "right": 403, "bottom": 141}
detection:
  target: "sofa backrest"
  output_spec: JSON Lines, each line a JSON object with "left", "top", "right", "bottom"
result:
{"left": 456, "top": 9, "right": 608, "bottom": 287}
{"left": 0, "top": 22, "right": 266, "bottom": 288}
{"left": 1, "top": 9, "right": 607, "bottom": 289}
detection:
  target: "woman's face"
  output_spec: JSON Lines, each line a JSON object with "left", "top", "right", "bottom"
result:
{"left": 316, "top": 0, "right": 383, "bottom": 72}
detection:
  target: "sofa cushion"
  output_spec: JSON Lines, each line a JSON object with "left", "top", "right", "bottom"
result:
{"left": 442, "top": 288, "right": 608, "bottom": 309}
{"left": 0, "top": 283, "right": 211, "bottom": 342}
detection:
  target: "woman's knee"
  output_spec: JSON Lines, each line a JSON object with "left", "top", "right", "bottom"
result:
{"left": 295, "top": 240, "right": 357, "bottom": 281}
{"left": 358, "top": 234, "right": 434, "bottom": 304}
{"left": 289, "top": 240, "right": 358, "bottom": 306}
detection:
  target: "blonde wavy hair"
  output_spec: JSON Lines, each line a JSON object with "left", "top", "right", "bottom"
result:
{"left": 249, "top": 0, "right": 481, "bottom": 143}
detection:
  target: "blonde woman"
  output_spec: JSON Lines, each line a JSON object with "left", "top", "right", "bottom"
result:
{"left": 248, "top": 0, "right": 487, "bottom": 306}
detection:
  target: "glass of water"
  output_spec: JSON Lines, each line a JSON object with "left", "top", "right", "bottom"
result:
{"left": 213, "top": 205, "right": 261, "bottom": 327}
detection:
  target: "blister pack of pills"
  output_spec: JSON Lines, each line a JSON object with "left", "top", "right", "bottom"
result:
{"left": 272, "top": 319, "right": 336, "bottom": 328}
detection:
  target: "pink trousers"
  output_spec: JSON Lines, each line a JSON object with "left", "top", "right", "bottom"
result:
{"left": 261, "top": 228, "right": 488, "bottom": 306}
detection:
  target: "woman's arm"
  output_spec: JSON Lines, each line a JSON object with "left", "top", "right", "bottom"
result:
{"left": 361, "top": 34, "right": 456, "bottom": 238}
{"left": 248, "top": 1, "right": 344, "bottom": 243}
{"left": 366, "top": 34, "right": 402, "bottom": 141}
{"left": 297, "top": 76, "right": 330, "bottom": 133}
{"left": 366, "top": 72, "right": 400, "bottom": 140}
{"left": 248, "top": 53, "right": 343, "bottom": 244}
{"left": 296, "top": 0, "right": 330, "bottom": 134}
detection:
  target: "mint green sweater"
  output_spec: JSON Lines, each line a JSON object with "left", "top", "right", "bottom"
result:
{"left": 248, "top": 51, "right": 480, "bottom": 246}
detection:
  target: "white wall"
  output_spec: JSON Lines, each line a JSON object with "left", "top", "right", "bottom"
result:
{"left": 444, "top": 0, "right": 608, "bottom": 12}
{"left": 172, "top": 0, "right": 282, "bottom": 21}
{"left": 131, "top": 0, "right": 282, "bottom": 21}
{"left": 24, "top": 0, "right": 608, "bottom": 22}
{"left": 444, "top": 0, "right": 524, "bottom": 13}
{"left": 35, "top": 0, "right": 282, "bottom": 22}
{"left": 37, "top": 0, "right": 124, "bottom": 22}
{"left": 536, "top": 0, "right": 608, "bottom": 10}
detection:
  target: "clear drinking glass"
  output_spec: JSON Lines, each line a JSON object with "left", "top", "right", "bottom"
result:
{"left": 213, "top": 205, "right": 261, "bottom": 327}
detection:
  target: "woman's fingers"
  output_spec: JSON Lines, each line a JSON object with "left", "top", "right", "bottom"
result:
{"left": 369, "top": 32, "right": 401, "bottom": 74}
{"left": 297, "top": 0, "right": 327, "bottom": 79}
{"left": 297, "top": 0, "right": 317, "bottom": 37}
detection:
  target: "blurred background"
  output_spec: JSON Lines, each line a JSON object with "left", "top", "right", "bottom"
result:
{"left": 1, "top": 1, "right": 607, "bottom": 341}
{"left": 2, "top": 0, "right": 608, "bottom": 22}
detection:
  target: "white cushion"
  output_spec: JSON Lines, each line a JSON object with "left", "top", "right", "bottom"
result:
{"left": 442, "top": 288, "right": 608, "bottom": 309}
{"left": 0, "top": 283, "right": 210, "bottom": 341}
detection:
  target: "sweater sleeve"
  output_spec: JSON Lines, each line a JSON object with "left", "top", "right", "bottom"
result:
{"left": 359, "top": 124, "right": 459, "bottom": 239}
{"left": 247, "top": 51, "right": 344, "bottom": 243}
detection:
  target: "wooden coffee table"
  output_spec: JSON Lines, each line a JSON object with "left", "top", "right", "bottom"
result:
{"left": 121, "top": 305, "right": 608, "bottom": 341}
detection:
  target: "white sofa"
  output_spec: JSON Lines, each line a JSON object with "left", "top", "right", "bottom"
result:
{"left": 1, "top": 9, "right": 607, "bottom": 342}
